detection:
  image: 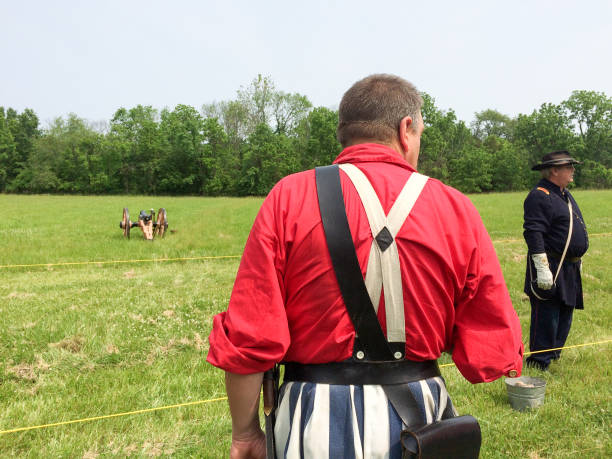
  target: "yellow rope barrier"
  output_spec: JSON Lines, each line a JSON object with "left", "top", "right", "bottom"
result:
{"left": 1, "top": 339, "right": 610, "bottom": 436}
{"left": 0, "top": 397, "right": 228, "bottom": 435}
{"left": 492, "top": 232, "right": 612, "bottom": 244}
{"left": 523, "top": 339, "right": 612, "bottom": 356}
{"left": 438, "top": 339, "right": 612, "bottom": 368}
{"left": 0, "top": 255, "right": 240, "bottom": 269}
{"left": 0, "top": 232, "right": 610, "bottom": 270}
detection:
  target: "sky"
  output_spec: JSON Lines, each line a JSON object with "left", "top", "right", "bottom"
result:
{"left": 1, "top": 0, "right": 611, "bottom": 128}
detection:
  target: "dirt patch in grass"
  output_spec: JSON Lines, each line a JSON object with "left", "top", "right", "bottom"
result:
{"left": 49, "top": 335, "right": 85, "bottom": 353}
{"left": 124, "top": 444, "right": 138, "bottom": 455}
{"left": 142, "top": 441, "right": 165, "bottom": 456}
{"left": 7, "top": 363, "right": 37, "bottom": 381}
{"left": 145, "top": 335, "right": 205, "bottom": 365}
{"left": 194, "top": 332, "right": 207, "bottom": 352}
{"left": 130, "top": 313, "right": 158, "bottom": 325}
{"left": 153, "top": 339, "right": 179, "bottom": 361}
{"left": 5, "top": 356, "right": 50, "bottom": 383}
{"left": 105, "top": 344, "right": 119, "bottom": 354}
{"left": 36, "top": 356, "right": 51, "bottom": 370}
{"left": 130, "top": 313, "right": 146, "bottom": 323}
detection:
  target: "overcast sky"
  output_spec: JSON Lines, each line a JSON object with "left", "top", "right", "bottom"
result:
{"left": 2, "top": 0, "right": 610, "bottom": 128}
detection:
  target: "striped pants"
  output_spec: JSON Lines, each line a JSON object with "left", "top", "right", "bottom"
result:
{"left": 274, "top": 376, "right": 455, "bottom": 459}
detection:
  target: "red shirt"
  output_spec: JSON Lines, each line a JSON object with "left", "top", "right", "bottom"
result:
{"left": 207, "top": 144, "right": 523, "bottom": 383}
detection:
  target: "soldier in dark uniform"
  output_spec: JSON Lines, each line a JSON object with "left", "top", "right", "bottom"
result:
{"left": 523, "top": 150, "right": 589, "bottom": 370}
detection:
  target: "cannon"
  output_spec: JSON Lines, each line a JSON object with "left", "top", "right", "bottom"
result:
{"left": 119, "top": 208, "right": 168, "bottom": 240}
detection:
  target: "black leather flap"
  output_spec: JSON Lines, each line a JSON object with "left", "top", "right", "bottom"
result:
{"left": 401, "top": 415, "right": 481, "bottom": 459}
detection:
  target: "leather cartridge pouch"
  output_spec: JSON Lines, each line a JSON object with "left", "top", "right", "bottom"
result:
{"left": 400, "top": 415, "right": 481, "bottom": 459}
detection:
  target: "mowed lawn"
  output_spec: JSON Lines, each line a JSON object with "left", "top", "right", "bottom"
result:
{"left": 1, "top": 190, "right": 610, "bottom": 458}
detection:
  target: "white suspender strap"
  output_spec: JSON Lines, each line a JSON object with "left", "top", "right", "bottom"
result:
{"left": 554, "top": 198, "right": 573, "bottom": 283}
{"left": 338, "top": 164, "right": 428, "bottom": 344}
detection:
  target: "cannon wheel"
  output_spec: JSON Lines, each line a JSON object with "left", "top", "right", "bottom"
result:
{"left": 122, "top": 208, "right": 131, "bottom": 238}
{"left": 156, "top": 208, "right": 168, "bottom": 237}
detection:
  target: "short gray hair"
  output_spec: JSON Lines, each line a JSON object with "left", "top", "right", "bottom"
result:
{"left": 540, "top": 167, "right": 553, "bottom": 179}
{"left": 337, "top": 74, "right": 423, "bottom": 148}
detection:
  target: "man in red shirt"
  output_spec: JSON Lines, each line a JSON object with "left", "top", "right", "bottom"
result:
{"left": 208, "top": 74, "right": 523, "bottom": 458}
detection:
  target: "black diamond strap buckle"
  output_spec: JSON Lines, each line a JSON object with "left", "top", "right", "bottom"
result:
{"left": 375, "top": 226, "right": 394, "bottom": 252}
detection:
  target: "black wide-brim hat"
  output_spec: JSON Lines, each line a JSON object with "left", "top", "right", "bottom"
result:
{"left": 531, "top": 150, "right": 581, "bottom": 171}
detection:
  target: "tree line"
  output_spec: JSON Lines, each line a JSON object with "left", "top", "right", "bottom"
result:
{"left": 1, "top": 75, "right": 610, "bottom": 196}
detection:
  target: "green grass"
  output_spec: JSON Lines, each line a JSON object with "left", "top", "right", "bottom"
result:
{"left": 0, "top": 191, "right": 610, "bottom": 458}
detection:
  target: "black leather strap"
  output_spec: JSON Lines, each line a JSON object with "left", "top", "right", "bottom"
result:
{"left": 284, "top": 359, "right": 440, "bottom": 385}
{"left": 383, "top": 382, "right": 423, "bottom": 429}
{"left": 547, "top": 251, "right": 581, "bottom": 263}
{"left": 315, "top": 164, "right": 436, "bottom": 428}
{"left": 315, "top": 165, "right": 394, "bottom": 361}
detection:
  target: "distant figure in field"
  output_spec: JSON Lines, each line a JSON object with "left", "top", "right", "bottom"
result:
{"left": 523, "top": 150, "right": 589, "bottom": 370}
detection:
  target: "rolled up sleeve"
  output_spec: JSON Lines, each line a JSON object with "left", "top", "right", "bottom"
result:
{"left": 451, "top": 210, "right": 524, "bottom": 383}
{"left": 207, "top": 188, "right": 291, "bottom": 374}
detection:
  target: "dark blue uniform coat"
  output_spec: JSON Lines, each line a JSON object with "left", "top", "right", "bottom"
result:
{"left": 523, "top": 179, "right": 589, "bottom": 309}
{"left": 523, "top": 179, "right": 589, "bottom": 369}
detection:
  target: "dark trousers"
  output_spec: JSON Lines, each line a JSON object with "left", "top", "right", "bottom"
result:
{"left": 526, "top": 296, "right": 574, "bottom": 370}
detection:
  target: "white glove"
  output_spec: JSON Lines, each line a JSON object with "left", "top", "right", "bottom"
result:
{"left": 532, "top": 253, "right": 553, "bottom": 289}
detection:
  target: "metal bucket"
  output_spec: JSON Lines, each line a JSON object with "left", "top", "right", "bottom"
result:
{"left": 505, "top": 376, "right": 546, "bottom": 411}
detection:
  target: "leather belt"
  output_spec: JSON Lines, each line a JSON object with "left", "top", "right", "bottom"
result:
{"left": 283, "top": 359, "right": 440, "bottom": 385}
{"left": 547, "top": 251, "right": 581, "bottom": 263}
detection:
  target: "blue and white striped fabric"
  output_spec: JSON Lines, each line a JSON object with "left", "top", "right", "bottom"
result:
{"left": 274, "top": 376, "right": 455, "bottom": 459}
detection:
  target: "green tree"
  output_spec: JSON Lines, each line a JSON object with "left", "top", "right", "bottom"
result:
{"left": 237, "top": 74, "right": 276, "bottom": 132}
{"left": 419, "top": 93, "right": 473, "bottom": 182}
{"left": 158, "top": 105, "right": 206, "bottom": 194}
{"left": 483, "top": 136, "right": 529, "bottom": 191}
{"left": 562, "top": 90, "right": 611, "bottom": 167}
{"left": 471, "top": 109, "right": 516, "bottom": 141}
{"left": 201, "top": 117, "right": 235, "bottom": 195}
{"left": 202, "top": 99, "right": 249, "bottom": 159}
{"left": 577, "top": 159, "right": 612, "bottom": 189}
{"left": 237, "top": 124, "right": 296, "bottom": 196}
{"left": 272, "top": 92, "right": 312, "bottom": 136}
{"left": 16, "top": 114, "right": 101, "bottom": 193}
{"left": 0, "top": 108, "right": 18, "bottom": 191}
{"left": 514, "top": 103, "right": 578, "bottom": 166}
{"left": 449, "top": 147, "right": 493, "bottom": 193}
{"left": 109, "top": 106, "right": 160, "bottom": 194}
{"left": 296, "top": 107, "right": 341, "bottom": 170}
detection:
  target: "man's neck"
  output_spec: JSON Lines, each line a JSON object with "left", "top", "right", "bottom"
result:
{"left": 547, "top": 177, "right": 566, "bottom": 191}
{"left": 344, "top": 138, "right": 417, "bottom": 168}
{"left": 543, "top": 177, "right": 566, "bottom": 193}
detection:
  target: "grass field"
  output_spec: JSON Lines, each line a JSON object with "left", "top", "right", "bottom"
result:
{"left": 1, "top": 190, "right": 610, "bottom": 458}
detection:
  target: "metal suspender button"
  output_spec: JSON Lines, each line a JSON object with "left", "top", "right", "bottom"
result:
{"left": 394, "top": 351, "right": 403, "bottom": 360}
{"left": 356, "top": 351, "right": 365, "bottom": 360}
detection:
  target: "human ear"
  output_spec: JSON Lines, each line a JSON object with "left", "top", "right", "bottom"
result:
{"left": 399, "top": 116, "right": 413, "bottom": 150}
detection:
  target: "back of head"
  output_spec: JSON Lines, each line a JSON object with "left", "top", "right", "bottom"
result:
{"left": 337, "top": 74, "right": 423, "bottom": 148}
